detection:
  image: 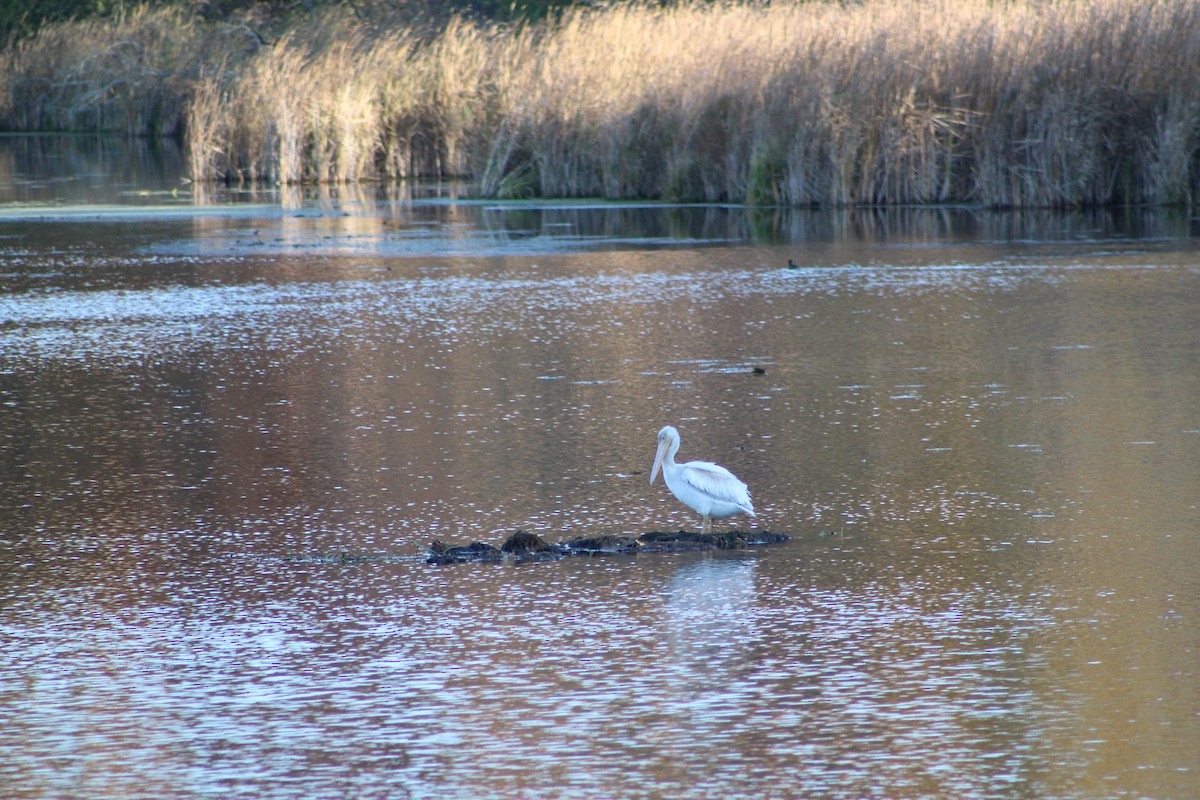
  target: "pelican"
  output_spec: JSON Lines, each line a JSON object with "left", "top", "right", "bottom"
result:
{"left": 650, "top": 425, "right": 755, "bottom": 533}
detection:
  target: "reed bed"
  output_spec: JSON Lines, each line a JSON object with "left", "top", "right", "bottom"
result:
{"left": 4, "top": 0, "right": 1200, "bottom": 207}
{"left": 0, "top": 5, "right": 250, "bottom": 136}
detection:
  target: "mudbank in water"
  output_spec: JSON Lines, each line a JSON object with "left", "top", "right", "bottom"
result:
{"left": 427, "top": 529, "right": 790, "bottom": 565}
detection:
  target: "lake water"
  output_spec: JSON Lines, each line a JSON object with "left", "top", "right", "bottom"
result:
{"left": 1, "top": 137, "right": 1198, "bottom": 799}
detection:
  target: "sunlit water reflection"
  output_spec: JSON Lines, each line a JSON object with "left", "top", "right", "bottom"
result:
{"left": 1, "top": 142, "right": 1198, "bottom": 799}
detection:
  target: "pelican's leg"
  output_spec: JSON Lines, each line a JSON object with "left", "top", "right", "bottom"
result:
{"left": 701, "top": 515, "right": 712, "bottom": 534}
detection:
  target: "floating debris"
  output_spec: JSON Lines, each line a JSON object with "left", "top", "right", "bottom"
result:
{"left": 427, "top": 529, "right": 790, "bottom": 565}
{"left": 428, "top": 539, "right": 503, "bottom": 564}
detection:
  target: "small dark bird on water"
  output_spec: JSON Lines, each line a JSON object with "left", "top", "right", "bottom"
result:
{"left": 787, "top": 259, "right": 800, "bottom": 269}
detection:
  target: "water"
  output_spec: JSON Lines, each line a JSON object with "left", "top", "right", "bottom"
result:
{"left": 1, "top": 137, "right": 1198, "bottom": 799}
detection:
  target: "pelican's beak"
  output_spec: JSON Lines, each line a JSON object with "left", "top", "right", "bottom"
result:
{"left": 650, "top": 440, "right": 666, "bottom": 485}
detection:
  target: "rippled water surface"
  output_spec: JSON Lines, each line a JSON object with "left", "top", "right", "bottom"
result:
{"left": 1, "top": 139, "right": 1198, "bottom": 799}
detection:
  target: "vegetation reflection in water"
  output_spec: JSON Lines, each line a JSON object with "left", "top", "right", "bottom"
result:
{"left": 0, "top": 189, "right": 1198, "bottom": 799}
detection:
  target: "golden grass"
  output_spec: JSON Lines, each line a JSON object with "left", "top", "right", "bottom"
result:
{"left": 4, "top": 0, "right": 1200, "bottom": 207}
{"left": 0, "top": 5, "right": 248, "bottom": 135}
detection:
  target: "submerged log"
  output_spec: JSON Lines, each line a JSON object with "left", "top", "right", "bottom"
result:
{"left": 562, "top": 533, "right": 641, "bottom": 554}
{"left": 638, "top": 530, "right": 790, "bottom": 550}
{"left": 428, "top": 539, "right": 503, "bottom": 564}
{"left": 427, "top": 529, "right": 789, "bottom": 565}
{"left": 499, "top": 530, "right": 568, "bottom": 562}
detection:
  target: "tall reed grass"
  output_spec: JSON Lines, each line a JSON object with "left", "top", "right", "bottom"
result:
{"left": 0, "top": 5, "right": 251, "bottom": 136}
{"left": 3, "top": 0, "right": 1199, "bottom": 207}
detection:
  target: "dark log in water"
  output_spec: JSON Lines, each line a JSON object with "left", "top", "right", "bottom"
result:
{"left": 427, "top": 529, "right": 790, "bottom": 565}
{"left": 427, "top": 540, "right": 503, "bottom": 564}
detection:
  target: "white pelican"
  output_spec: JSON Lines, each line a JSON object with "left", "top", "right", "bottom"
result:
{"left": 650, "top": 425, "right": 755, "bottom": 533}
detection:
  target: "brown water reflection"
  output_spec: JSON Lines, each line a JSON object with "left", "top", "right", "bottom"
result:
{"left": 1, "top": 169, "right": 1198, "bottom": 797}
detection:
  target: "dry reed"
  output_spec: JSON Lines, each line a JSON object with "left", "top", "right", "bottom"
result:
{"left": 0, "top": 5, "right": 249, "bottom": 135}
{"left": 4, "top": 0, "right": 1200, "bottom": 207}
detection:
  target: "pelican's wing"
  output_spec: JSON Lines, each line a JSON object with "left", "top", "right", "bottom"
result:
{"left": 679, "top": 461, "right": 754, "bottom": 514}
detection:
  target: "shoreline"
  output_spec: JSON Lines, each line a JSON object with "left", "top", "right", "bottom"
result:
{"left": 2, "top": 1, "right": 1198, "bottom": 209}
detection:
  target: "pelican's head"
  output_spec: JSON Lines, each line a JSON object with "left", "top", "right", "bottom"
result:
{"left": 650, "top": 425, "right": 680, "bottom": 484}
